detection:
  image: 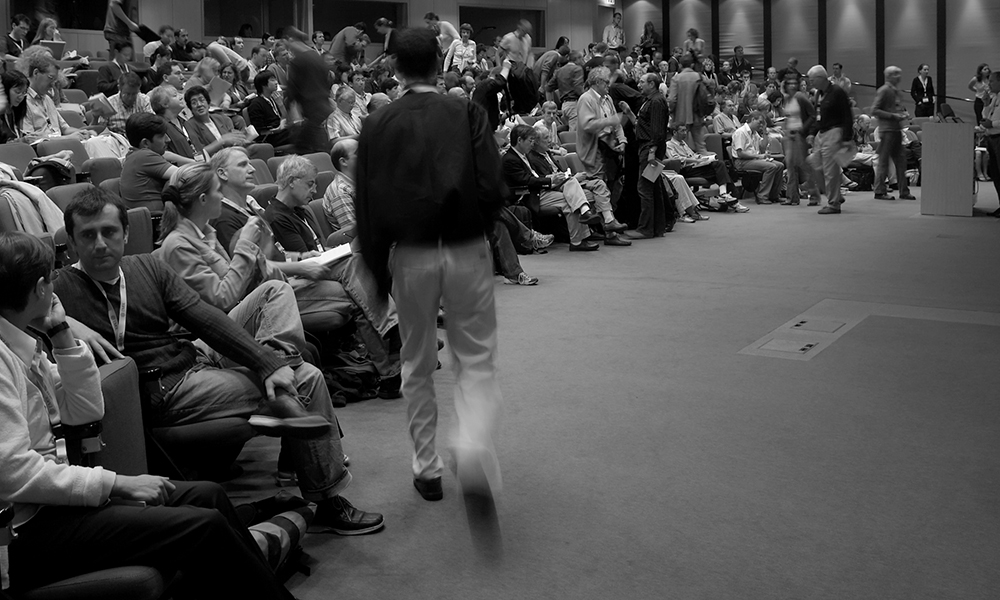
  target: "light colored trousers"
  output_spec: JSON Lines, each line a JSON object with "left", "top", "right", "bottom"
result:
{"left": 539, "top": 178, "right": 592, "bottom": 244}
{"left": 807, "top": 127, "right": 846, "bottom": 207}
{"left": 391, "top": 237, "right": 503, "bottom": 493}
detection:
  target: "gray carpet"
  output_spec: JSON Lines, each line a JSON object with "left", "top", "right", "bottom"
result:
{"left": 233, "top": 188, "right": 1000, "bottom": 600}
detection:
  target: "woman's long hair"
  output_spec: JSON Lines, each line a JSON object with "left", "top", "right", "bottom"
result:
{"left": 158, "top": 163, "right": 217, "bottom": 242}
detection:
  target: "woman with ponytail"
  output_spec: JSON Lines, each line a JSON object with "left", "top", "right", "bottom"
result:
{"left": 157, "top": 162, "right": 308, "bottom": 365}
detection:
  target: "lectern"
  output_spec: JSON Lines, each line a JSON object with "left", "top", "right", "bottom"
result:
{"left": 920, "top": 122, "right": 974, "bottom": 216}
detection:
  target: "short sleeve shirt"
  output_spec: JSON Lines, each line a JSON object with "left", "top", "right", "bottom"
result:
{"left": 104, "top": 0, "right": 133, "bottom": 40}
{"left": 120, "top": 148, "right": 171, "bottom": 208}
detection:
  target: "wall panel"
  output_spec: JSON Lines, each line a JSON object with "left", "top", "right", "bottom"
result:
{"left": 624, "top": 0, "right": 664, "bottom": 56}
{"left": 884, "top": 0, "right": 935, "bottom": 95}
{"left": 718, "top": 0, "right": 763, "bottom": 77}
{"left": 944, "top": 0, "right": 1000, "bottom": 122}
{"left": 670, "top": 0, "right": 711, "bottom": 57}
{"left": 827, "top": 0, "right": 876, "bottom": 108}
{"left": 770, "top": 0, "right": 817, "bottom": 74}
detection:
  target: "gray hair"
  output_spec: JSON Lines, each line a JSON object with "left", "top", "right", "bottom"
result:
{"left": 587, "top": 66, "right": 611, "bottom": 87}
{"left": 807, "top": 65, "right": 828, "bottom": 79}
{"left": 276, "top": 155, "right": 317, "bottom": 189}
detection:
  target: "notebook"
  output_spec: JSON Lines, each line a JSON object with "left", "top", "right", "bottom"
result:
{"left": 39, "top": 40, "right": 66, "bottom": 59}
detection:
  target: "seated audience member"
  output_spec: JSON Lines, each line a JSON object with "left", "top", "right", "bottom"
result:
{"left": 0, "top": 231, "right": 298, "bottom": 599}
{"left": 327, "top": 86, "right": 363, "bottom": 140}
{"left": 322, "top": 139, "right": 359, "bottom": 234}
{"left": 0, "top": 14, "right": 29, "bottom": 61}
{"left": 1, "top": 69, "right": 29, "bottom": 143}
{"left": 247, "top": 44, "right": 271, "bottom": 81}
{"left": 379, "top": 77, "right": 400, "bottom": 100}
{"left": 54, "top": 188, "right": 385, "bottom": 535}
{"left": 142, "top": 25, "right": 175, "bottom": 60}
{"left": 170, "top": 28, "right": 198, "bottom": 63}
{"left": 219, "top": 62, "right": 254, "bottom": 113}
{"left": 102, "top": 72, "right": 153, "bottom": 135}
{"left": 207, "top": 148, "right": 356, "bottom": 338}
{"left": 148, "top": 86, "right": 197, "bottom": 164}
{"left": 184, "top": 56, "right": 220, "bottom": 91}
{"left": 533, "top": 100, "right": 566, "bottom": 154}
{"left": 267, "top": 41, "right": 291, "bottom": 86}
{"left": 262, "top": 156, "right": 403, "bottom": 391}
{"left": 248, "top": 71, "right": 291, "bottom": 146}
{"left": 120, "top": 113, "right": 179, "bottom": 212}
{"left": 527, "top": 127, "right": 630, "bottom": 245}
{"left": 731, "top": 111, "right": 786, "bottom": 204}
{"left": 155, "top": 61, "right": 186, "bottom": 92}
{"left": 143, "top": 45, "right": 174, "bottom": 91}
{"left": 664, "top": 124, "right": 737, "bottom": 201}
{"left": 347, "top": 71, "right": 372, "bottom": 118}
{"left": 21, "top": 53, "right": 94, "bottom": 142}
{"left": 97, "top": 42, "right": 135, "bottom": 96}
{"left": 503, "top": 125, "right": 598, "bottom": 252}
{"left": 183, "top": 85, "right": 247, "bottom": 156}
{"left": 712, "top": 98, "right": 741, "bottom": 138}
{"left": 367, "top": 93, "right": 390, "bottom": 113}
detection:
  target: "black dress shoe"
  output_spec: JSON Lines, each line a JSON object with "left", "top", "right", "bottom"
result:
{"left": 874, "top": 193, "right": 895, "bottom": 200}
{"left": 756, "top": 197, "right": 773, "bottom": 205}
{"left": 249, "top": 393, "right": 332, "bottom": 439}
{"left": 569, "top": 240, "right": 600, "bottom": 251}
{"left": 377, "top": 374, "right": 401, "bottom": 399}
{"left": 899, "top": 193, "right": 916, "bottom": 200}
{"left": 313, "top": 496, "right": 385, "bottom": 535}
{"left": 414, "top": 477, "right": 443, "bottom": 501}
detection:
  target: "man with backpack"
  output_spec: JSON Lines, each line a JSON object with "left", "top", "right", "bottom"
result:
{"left": 667, "top": 54, "right": 708, "bottom": 152}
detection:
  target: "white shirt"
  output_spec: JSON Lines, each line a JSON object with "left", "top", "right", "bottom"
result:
{"left": 603, "top": 24, "right": 625, "bottom": 49}
{"left": 732, "top": 123, "right": 763, "bottom": 158}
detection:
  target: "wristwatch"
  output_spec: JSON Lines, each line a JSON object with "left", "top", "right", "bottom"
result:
{"left": 46, "top": 321, "right": 71, "bottom": 338}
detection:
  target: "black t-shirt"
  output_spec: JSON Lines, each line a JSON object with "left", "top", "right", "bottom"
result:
{"left": 287, "top": 50, "right": 333, "bottom": 123}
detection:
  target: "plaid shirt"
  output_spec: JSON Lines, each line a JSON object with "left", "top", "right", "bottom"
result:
{"left": 105, "top": 92, "right": 153, "bottom": 135}
{"left": 322, "top": 171, "right": 355, "bottom": 231}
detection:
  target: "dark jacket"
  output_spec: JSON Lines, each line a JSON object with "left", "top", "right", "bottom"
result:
{"left": 502, "top": 149, "right": 551, "bottom": 212}
{"left": 97, "top": 61, "right": 129, "bottom": 96}
{"left": 182, "top": 113, "right": 235, "bottom": 154}
{"left": 247, "top": 95, "right": 282, "bottom": 132}
{"left": 356, "top": 91, "right": 507, "bottom": 295}
{"left": 471, "top": 73, "right": 508, "bottom": 132}
{"left": 811, "top": 83, "right": 853, "bottom": 141}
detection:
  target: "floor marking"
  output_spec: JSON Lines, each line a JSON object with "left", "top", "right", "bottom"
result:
{"left": 739, "top": 299, "right": 1000, "bottom": 361}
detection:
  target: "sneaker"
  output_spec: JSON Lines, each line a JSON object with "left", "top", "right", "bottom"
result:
{"left": 312, "top": 496, "right": 385, "bottom": 535}
{"left": 679, "top": 215, "right": 696, "bottom": 223}
{"left": 733, "top": 203, "right": 750, "bottom": 213}
{"left": 531, "top": 231, "right": 555, "bottom": 250}
{"left": 693, "top": 212, "right": 709, "bottom": 221}
{"left": 717, "top": 192, "right": 738, "bottom": 203}
{"left": 505, "top": 272, "right": 539, "bottom": 286}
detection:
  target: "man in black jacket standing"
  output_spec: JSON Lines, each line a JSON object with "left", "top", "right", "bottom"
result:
{"left": 471, "top": 58, "right": 511, "bottom": 132}
{"left": 806, "top": 65, "right": 854, "bottom": 214}
{"left": 356, "top": 28, "right": 507, "bottom": 506}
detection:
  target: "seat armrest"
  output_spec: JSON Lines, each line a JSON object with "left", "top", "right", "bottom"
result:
{"left": 663, "top": 159, "right": 684, "bottom": 171}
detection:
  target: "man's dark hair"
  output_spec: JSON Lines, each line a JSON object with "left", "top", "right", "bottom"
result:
{"left": 156, "top": 61, "right": 178, "bottom": 80}
{"left": 158, "top": 24, "right": 175, "bottom": 36}
{"left": 0, "top": 232, "right": 54, "bottom": 312}
{"left": 680, "top": 54, "right": 694, "bottom": 69}
{"left": 644, "top": 73, "right": 662, "bottom": 87}
{"left": 747, "top": 110, "right": 765, "bottom": 124}
{"left": 11, "top": 14, "right": 29, "bottom": 28}
{"left": 833, "top": 62, "right": 843, "bottom": 69}
{"left": 64, "top": 187, "right": 129, "bottom": 240}
{"left": 354, "top": 22, "right": 367, "bottom": 33}
{"left": 251, "top": 45, "right": 265, "bottom": 58}
{"left": 117, "top": 71, "right": 142, "bottom": 91}
{"left": 253, "top": 70, "right": 275, "bottom": 94}
{"left": 125, "top": 113, "right": 167, "bottom": 148}
{"left": 379, "top": 78, "right": 399, "bottom": 94}
{"left": 424, "top": 12, "right": 439, "bottom": 21}
{"left": 393, "top": 28, "right": 440, "bottom": 80}
{"left": 184, "top": 85, "right": 212, "bottom": 109}
{"left": 113, "top": 41, "right": 132, "bottom": 54}
{"left": 151, "top": 44, "right": 171, "bottom": 63}
{"left": 734, "top": 45, "right": 744, "bottom": 53}
{"left": 509, "top": 124, "right": 535, "bottom": 147}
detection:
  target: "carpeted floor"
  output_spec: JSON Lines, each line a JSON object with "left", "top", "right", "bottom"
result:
{"left": 230, "top": 187, "right": 1000, "bottom": 600}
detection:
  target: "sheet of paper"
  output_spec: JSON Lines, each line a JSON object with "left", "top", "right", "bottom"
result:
{"left": 299, "top": 244, "right": 352, "bottom": 267}
{"left": 642, "top": 160, "right": 664, "bottom": 182}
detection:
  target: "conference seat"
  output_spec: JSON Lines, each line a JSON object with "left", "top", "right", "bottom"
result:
{"left": 82, "top": 157, "right": 122, "bottom": 186}
{"left": 0, "top": 143, "right": 38, "bottom": 175}
{"left": 250, "top": 159, "right": 275, "bottom": 185}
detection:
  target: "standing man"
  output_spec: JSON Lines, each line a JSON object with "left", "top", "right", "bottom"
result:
{"left": 577, "top": 67, "right": 626, "bottom": 203}
{"left": 356, "top": 28, "right": 507, "bottom": 504}
{"left": 104, "top": 0, "right": 139, "bottom": 54}
{"left": 829, "top": 63, "right": 852, "bottom": 97}
{"left": 630, "top": 72, "right": 670, "bottom": 239}
{"left": 871, "top": 66, "right": 915, "bottom": 201}
{"left": 978, "top": 71, "right": 1000, "bottom": 218}
{"left": 805, "top": 65, "right": 854, "bottom": 214}
{"left": 500, "top": 19, "right": 534, "bottom": 68}
{"left": 551, "top": 50, "right": 584, "bottom": 131}
{"left": 424, "top": 13, "right": 460, "bottom": 52}
{"left": 283, "top": 27, "right": 333, "bottom": 154}
{"left": 0, "top": 14, "right": 30, "bottom": 62}
{"left": 667, "top": 54, "right": 707, "bottom": 152}
{"left": 731, "top": 45, "right": 753, "bottom": 79}
{"left": 603, "top": 12, "right": 626, "bottom": 60}
{"left": 329, "top": 23, "right": 366, "bottom": 65}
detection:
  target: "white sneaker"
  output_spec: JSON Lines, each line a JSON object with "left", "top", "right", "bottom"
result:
{"left": 734, "top": 203, "right": 750, "bottom": 213}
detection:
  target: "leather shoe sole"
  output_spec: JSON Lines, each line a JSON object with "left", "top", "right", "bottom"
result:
{"left": 414, "top": 477, "right": 444, "bottom": 501}
{"left": 603, "top": 220, "right": 628, "bottom": 233}
{"left": 569, "top": 241, "right": 599, "bottom": 251}
{"left": 604, "top": 235, "right": 632, "bottom": 246}
{"left": 817, "top": 206, "right": 841, "bottom": 214}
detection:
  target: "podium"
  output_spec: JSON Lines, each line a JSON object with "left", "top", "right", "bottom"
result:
{"left": 920, "top": 122, "right": 974, "bottom": 217}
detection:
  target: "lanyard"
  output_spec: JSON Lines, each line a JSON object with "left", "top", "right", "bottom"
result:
{"left": 513, "top": 148, "right": 540, "bottom": 178}
{"left": 75, "top": 265, "right": 127, "bottom": 352}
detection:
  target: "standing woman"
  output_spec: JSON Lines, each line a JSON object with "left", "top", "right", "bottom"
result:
{"left": 702, "top": 57, "right": 719, "bottom": 94}
{"left": 554, "top": 36, "right": 570, "bottom": 52}
{"left": 443, "top": 23, "right": 477, "bottom": 73}
{"left": 911, "top": 63, "right": 935, "bottom": 117}
{"left": 683, "top": 28, "right": 705, "bottom": 60}
{"left": 638, "top": 22, "right": 660, "bottom": 60}
{"left": 969, "top": 63, "right": 991, "bottom": 122}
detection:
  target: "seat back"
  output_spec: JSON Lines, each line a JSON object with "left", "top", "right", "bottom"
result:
{"left": 937, "top": 103, "right": 961, "bottom": 122}
{"left": 250, "top": 159, "right": 275, "bottom": 185}
{"left": 304, "top": 152, "right": 335, "bottom": 174}
{"left": 767, "top": 136, "right": 782, "bottom": 155}
{"left": 561, "top": 142, "right": 576, "bottom": 154}
{"left": 315, "top": 170, "right": 335, "bottom": 199}
{"left": 74, "top": 69, "right": 101, "bottom": 97}
{"left": 37, "top": 138, "right": 91, "bottom": 172}
{"left": 100, "top": 177, "right": 122, "bottom": 198}
{"left": 266, "top": 156, "right": 289, "bottom": 179}
{"left": 96, "top": 358, "right": 149, "bottom": 475}
{"left": 246, "top": 142, "right": 275, "bottom": 161}
{"left": 62, "top": 88, "right": 89, "bottom": 104}
{"left": 58, "top": 108, "right": 87, "bottom": 129}
{"left": 564, "top": 152, "right": 585, "bottom": 174}
{"left": 704, "top": 133, "right": 725, "bottom": 160}
{"left": 308, "top": 198, "right": 333, "bottom": 240}
{"left": 558, "top": 130, "right": 577, "bottom": 145}
{"left": 125, "top": 207, "right": 154, "bottom": 255}
{"left": 82, "top": 157, "right": 123, "bottom": 186}
{"left": 0, "top": 194, "right": 18, "bottom": 232}
{"left": 45, "top": 182, "right": 96, "bottom": 212}
{"left": 0, "top": 142, "right": 37, "bottom": 174}
{"left": 249, "top": 183, "right": 278, "bottom": 207}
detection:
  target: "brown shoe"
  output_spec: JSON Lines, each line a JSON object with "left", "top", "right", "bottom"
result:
{"left": 249, "top": 393, "right": 332, "bottom": 439}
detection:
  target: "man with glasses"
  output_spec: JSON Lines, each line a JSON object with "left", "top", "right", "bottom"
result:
{"left": 576, "top": 66, "right": 626, "bottom": 196}
{"left": 22, "top": 54, "right": 93, "bottom": 142}
{"left": 0, "top": 14, "right": 30, "bottom": 62}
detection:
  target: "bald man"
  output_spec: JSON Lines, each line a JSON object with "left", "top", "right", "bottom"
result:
{"left": 871, "top": 65, "right": 915, "bottom": 200}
